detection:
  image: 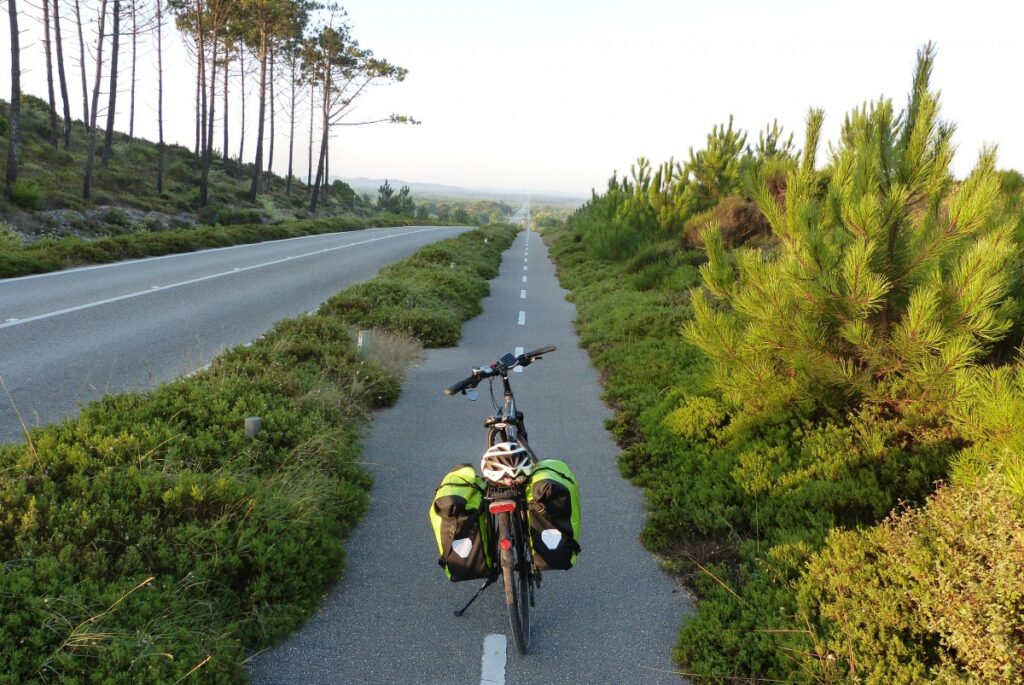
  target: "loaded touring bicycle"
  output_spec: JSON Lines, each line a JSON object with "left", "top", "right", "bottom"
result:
{"left": 429, "top": 345, "right": 581, "bottom": 655}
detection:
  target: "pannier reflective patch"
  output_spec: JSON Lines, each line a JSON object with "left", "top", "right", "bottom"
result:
{"left": 452, "top": 538, "right": 473, "bottom": 558}
{"left": 541, "top": 529, "right": 562, "bottom": 549}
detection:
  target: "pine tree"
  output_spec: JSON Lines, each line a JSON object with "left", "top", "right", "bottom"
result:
{"left": 685, "top": 44, "right": 1017, "bottom": 430}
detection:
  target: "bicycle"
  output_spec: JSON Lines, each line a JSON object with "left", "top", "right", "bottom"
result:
{"left": 444, "top": 344, "right": 556, "bottom": 655}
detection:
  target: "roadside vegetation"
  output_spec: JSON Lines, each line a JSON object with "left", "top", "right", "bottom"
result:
{"left": 0, "top": 224, "right": 518, "bottom": 683}
{"left": 547, "top": 45, "right": 1024, "bottom": 682}
{"left": 0, "top": 213, "right": 439, "bottom": 279}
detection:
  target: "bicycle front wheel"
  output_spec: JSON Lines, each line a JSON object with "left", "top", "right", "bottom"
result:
{"left": 497, "top": 511, "right": 530, "bottom": 654}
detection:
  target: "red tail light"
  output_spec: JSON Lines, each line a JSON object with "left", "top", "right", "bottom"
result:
{"left": 489, "top": 501, "right": 516, "bottom": 514}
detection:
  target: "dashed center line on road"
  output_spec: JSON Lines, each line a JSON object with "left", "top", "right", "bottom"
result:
{"left": 514, "top": 346, "right": 524, "bottom": 373}
{"left": 523, "top": 266, "right": 528, "bottom": 271}
{"left": 520, "top": 289, "right": 527, "bottom": 299}
{"left": 522, "top": 276, "right": 527, "bottom": 283}
{"left": 0, "top": 229, "right": 434, "bottom": 331}
{"left": 480, "top": 634, "right": 506, "bottom": 685}
{"left": 518, "top": 310, "right": 526, "bottom": 326}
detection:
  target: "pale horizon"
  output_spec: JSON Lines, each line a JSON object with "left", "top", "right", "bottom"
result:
{"left": 2, "top": 0, "right": 1023, "bottom": 196}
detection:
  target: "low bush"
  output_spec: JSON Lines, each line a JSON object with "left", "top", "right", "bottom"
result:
{"left": 323, "top": 225, "right": 517, "bottom": 346}
{"left": 0, "top": 225, "right": 517, "bottom": 681}
{"left": 9, "top": 179, "right": 43, "bottom": 210}
{"left": 216, "top": 207, "right": 264, "bottom": 226}
{"left": 798, "top": 473, "right": 1024, "bottom": 683}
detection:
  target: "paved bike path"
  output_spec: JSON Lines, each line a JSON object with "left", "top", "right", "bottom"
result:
{"left": 248, "top": 230, "right": 690, "bottom": 684}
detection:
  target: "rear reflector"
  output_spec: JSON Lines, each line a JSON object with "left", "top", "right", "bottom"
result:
{"left": 499, "top": 538, "right": 512, "bottom": 551}
{"left": 489, "top": 501, "right": 516, "bottom": 514}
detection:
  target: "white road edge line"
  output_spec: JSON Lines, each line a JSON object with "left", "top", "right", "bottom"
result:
{"left": 480, "top": 634, "right": 507, "bottom": 685}
{"left": 0, "top": 229, "right": 433, "bottom": 330}
{"left": 0, "top": 226, "right": 446, "bottom": 284}
{"left": 518, "top": 310, "right": 526, "bottom": 326}
{"left": 514, "top": 346, "right": 524, "bottom": 373}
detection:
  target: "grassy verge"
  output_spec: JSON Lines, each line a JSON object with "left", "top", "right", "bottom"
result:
{"left": 548, "top": 222, "right": 1024, "bottom": 682}
{"left": 0, "top": 215, "right": 450, "bottom": 279}
{"left": 0, "top": 225, "right": 518, "bottom": 683}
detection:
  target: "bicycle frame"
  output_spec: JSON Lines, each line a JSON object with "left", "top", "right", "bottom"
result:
{"left": 445, "top": 346, "right": 556, "bottom": 654}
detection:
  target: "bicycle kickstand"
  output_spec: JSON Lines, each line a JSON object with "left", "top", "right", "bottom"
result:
{"left": 454, "top": 574, "right": 498, "bottom": 617}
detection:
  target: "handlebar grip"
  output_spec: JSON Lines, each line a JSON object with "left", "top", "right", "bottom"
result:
{"left": 445, "top": 377, "right": 474, "bottom": 396}
{"left": 525, "top": 344, "right": 556, "bottom": 357}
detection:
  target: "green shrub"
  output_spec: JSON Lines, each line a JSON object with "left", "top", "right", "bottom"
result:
{"left": 630, "top": 261, "right": 672, "bottom": 290}
{"left": 216, "top": 207, "right": 263, "bottom": 225}
{"left": 103, "top": 207, "right": 131, "bottom": 226}
{"left": 663, "top": 396, "right": 728, "bottom": 442}
{"left": 797, "top": 473, "right": 1024, "bottom": 683}
{"left": 9, "top": 179, "right": 43, "bottom": 210}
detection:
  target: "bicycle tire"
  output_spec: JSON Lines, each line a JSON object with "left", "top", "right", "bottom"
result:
{"left": 514, "top": 509, "right": 531, "bottom": 643}
{"left": 497, "top": 512, "right": 529, "bottom": 654}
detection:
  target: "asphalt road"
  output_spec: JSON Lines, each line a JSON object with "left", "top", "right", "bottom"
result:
{"left": 0, "top": 225, "right": 469, "bottom": 443}
{"left": 248, "top": 229, "right": 691, "bottom": 684}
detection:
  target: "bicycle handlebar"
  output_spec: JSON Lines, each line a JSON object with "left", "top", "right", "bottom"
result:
{"left": 444, "top": 345, "right": 557, "bottom": 396}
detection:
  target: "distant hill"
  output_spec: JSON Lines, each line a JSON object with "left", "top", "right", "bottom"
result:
{"left": 339, "top": 177, "right": 587, "bottom": 208}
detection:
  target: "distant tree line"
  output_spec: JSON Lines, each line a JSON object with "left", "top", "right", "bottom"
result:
{"left": 3, "top": 0, "right": 416, "bottom": 212}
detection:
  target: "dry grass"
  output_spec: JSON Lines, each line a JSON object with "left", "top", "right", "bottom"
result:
{"left": 355, "top": 326, "right": 424, "bottom": 378}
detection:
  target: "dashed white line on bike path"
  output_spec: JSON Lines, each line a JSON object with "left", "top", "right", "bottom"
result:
{"left": 480, "top": 634, "right": 507, "bottom": 684}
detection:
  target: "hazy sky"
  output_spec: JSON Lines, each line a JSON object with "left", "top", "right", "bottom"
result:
{"left": 3, "top": 0, "right": 1023, "bottom": 195}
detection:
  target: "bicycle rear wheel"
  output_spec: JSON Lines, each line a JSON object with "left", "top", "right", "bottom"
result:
{"left": 497, "top": 511, "right": 530, "bottom": 654}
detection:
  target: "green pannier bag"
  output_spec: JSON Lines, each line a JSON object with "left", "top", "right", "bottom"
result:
{"left": 429, "top": 464, "right": 493, "bottom": 582}
{"left": 527, "top": 459, "right": 581, "bottom": 570}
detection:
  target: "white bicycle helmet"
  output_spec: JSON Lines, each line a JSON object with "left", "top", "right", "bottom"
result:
{"left": 480, "top": 442, "right": 533, "bottom": 483}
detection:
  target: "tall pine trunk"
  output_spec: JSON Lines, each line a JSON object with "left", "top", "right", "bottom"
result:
{"left": 200, "top": 31, "right": 217, "bottom": 207}
{"left": 5, "top": 0, "right": 21, "bottom": 190}
{"left": 53, "top": 0, "right": 73, "bottom": 147}
{"left": 128, "top": 0, "right": 136, "bottom": 139}
{"left": 310, "top": 123, "right": 328, "bottom": 213}
{"left": 248, "top": 30, "right": 267, "bottom": 202}
{"left": 196, "top": 13, "right": 208, "bottom": 205}
{"left": 286, "top": 55, "right": 297, "bottom": 196}
{"left": 309, "top": 70, "right": 329, "bottom": 213}
{"left": 156, "top": 0, "right": 164, "bottom": 193}
{"left": 323, "top": 139, "right": 330, "bottom": 203}
{"left": 307, "top": 82, "right": 314, "bottom": 189}
{"left": 42, "top": 0, "right": 59, "bottom": 148}
{"left": 74, "top": 0, "right": 89, "bottom": 130}
{"left": 206, "top": 35, "right": 217, "bottom": 154}
{"left": 238, "top": 48, "right": 246, "bottom": 162}
{"left": 267, "top": 48, "right": 275, "bottom": 179}
{"left": 194, "top": 67, "right": 201, "bottom": 160}
{"left": 222, "top": 47, "right": 229, "bottom": 164}
{"left": 100, "top": 0, "right": 120, "bottom": 168}
{"left": 83, "top": 0, "right": 108, "bottom": 199}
